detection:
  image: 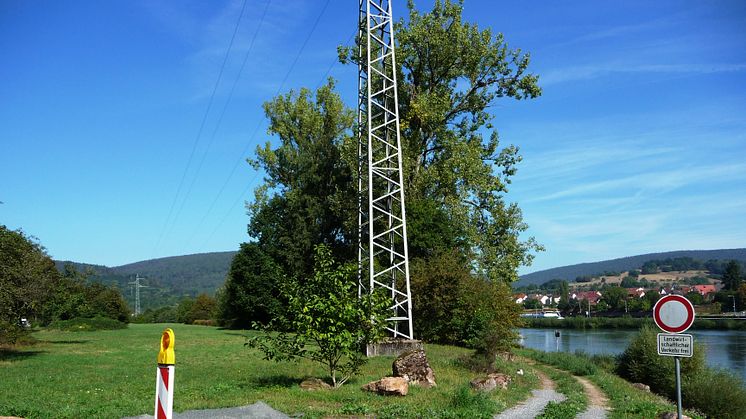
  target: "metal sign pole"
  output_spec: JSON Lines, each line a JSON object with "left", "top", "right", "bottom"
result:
{"left": 675, "top": 356, "right": 682, "bottom": 419}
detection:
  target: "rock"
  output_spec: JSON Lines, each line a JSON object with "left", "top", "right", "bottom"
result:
{"left": 392, "top": 349, "right": 437, "bottom": 387}
{"left": 361, "top": 377, "right": 409, "bottom": 396}
{"left": 470, "top": 373, "right": 511, "bottom": 392}
{"left": 632, "top": 382, "right": 651, "bottom": 392}
{"left": 516, "top": 369, "right": 524, "bottom": 376}
{"left": 299, "top": 378, "right": 331, "bottom": 391}
{"left": 658, "top": 413, "right": 691, "bottom": 419}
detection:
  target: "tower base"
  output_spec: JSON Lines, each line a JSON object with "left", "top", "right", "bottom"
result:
{"left": 366, "top": 339, "right": 423, "bottom": 357}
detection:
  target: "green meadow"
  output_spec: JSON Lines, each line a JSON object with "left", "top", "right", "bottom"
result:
{"left": 1, "top": 324, "right": 539, "bottom": 418}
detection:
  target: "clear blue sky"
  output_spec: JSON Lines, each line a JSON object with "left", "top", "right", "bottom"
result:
{"left": 1, "top": 0, "right": 744, "bottom": 274}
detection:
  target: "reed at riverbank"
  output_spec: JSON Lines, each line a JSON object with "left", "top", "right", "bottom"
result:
{"left": 525, "top": 316, "right": 746, "bottom": 330}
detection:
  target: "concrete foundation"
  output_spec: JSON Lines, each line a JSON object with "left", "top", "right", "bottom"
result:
{"left": 366, "top": 339, "right": 423, "bottom": 357}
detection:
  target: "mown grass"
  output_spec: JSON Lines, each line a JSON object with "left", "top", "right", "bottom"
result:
{"left": 517, "top": 348, "right": 704, "bottom": 419}
{"left": 0, "top": 324, "right": 539, "bottom": 418}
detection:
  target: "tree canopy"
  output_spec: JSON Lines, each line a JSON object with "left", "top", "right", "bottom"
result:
{"left": 232, "top": 0, "right": 542, "bottom": 353}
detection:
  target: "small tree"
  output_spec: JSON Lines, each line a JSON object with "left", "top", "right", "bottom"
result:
{"left": 722, "top": 260, "right": 743, "bottom": 291}
{"left": 248, "top": 245, "right": 389, "bottom": 388}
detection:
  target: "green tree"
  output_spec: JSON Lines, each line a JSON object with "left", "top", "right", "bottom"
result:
{"left": 248, "top": 245, "right": 389, "bottom": 388}
{"left": 188, "top": 293, "right": 217, "bottom": 322}
{"left": 249, "top": 80, "right": 356, "bottom": 282}
{"left": 722, "top": 260, "right": 743, "bottom": 291}
{"left": 0, "top": 226, "right": 61, "bottom": 342}
{"left": 523, "top": 298, "right": 542, "bottom": 310}
{"left": 218, "top": 243, "right": 282, "bottom": 328}
{"left": 601, "top": 286, "right": 627, "bottom": 311}
{"left": 340, "top": 0, "right": 542, "bottom": 282}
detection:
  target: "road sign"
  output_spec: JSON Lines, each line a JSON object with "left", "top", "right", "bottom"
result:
{"left": 657, "top": 333, "right": 693, "bottom": 357}
{"left": 653, "top": 295, "right": 695, "bottom": 333}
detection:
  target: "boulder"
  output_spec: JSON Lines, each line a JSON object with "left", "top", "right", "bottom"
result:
{"left": 361, "top": 377, "right": 409, "bottom": 396}
{"left": 632, "top": 382, "right": 651, "bottom": 392}
{"left": 470, "top": 373, "right": 511, "bottom": 392}
{"left": 392, "top": 349, "right": 437, "bottom": 387}
{"left": 299, "top": 378, "right": 331, "bottom": 391}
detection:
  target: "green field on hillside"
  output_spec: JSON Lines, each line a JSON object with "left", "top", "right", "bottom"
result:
{"left": 0, "top": 324, "right": 538, "bottom": 418}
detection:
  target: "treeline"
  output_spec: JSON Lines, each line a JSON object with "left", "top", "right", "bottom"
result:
{"left": 1, "top": 226, "right": 130, "bottom": 344}
{"left": 132, "top": 293, "right": 217, "bottom": 325}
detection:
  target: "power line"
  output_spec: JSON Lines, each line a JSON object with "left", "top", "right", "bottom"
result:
{"left": 181, "top": 0, "right": 273, "bottom": 251}
{"left": 152, "top": 0, "right": 249, "bottom": 256}
{"left": 195, "top": 0, "right": 334, "bottom": 251}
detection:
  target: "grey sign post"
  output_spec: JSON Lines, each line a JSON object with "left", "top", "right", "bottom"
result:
{"left": 653, "top": 295, "right": 695, "bottom": 419}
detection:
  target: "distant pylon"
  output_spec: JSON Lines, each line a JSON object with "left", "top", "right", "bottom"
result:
{"left": 357, "top": 0, "right": 413, "bottom": 339}
{"left": 128, "top": 275, "right": 148, "bottom": 316}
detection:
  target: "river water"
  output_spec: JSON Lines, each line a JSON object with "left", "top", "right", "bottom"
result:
{"left": 519, "top": 328, "right": 746, "bottom": 383}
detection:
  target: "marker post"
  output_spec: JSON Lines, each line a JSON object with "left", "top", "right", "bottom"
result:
{"left": 155, "top": 328, "right": 175, "bottom": 419}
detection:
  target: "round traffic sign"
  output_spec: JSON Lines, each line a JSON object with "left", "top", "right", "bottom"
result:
{"left": 653, "top": 295, "right": 695, "bottom": 333}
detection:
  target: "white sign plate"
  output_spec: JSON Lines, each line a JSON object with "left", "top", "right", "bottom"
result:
{"left": 657, "top": 333, "right": 693, "bottom": 357}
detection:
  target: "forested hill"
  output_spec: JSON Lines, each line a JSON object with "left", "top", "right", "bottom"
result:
{"left": 54, "top": 251, "right": 237, "bottom": 310}
{"left": 516, "top": 248, "right": 746, "bottom": 287}
{"left": 114, "top": 251, "right": 236, "bottom": 294}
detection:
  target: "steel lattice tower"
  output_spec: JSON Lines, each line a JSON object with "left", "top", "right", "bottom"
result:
{"left": 357, "top": 0, "right": 413, "bottom": 339}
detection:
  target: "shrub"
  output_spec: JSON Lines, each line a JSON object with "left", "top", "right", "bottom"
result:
{"left": 48, "top": 316, "right": 127, "bottom": 331}
{"left": 616, "top": 324, "right": 705, "bottom": 399}
{"left": 192, "top": 319, "right": 216, "bottom": 326}
{"left": 683, "top": 368, "right": 746, "bottom": 419}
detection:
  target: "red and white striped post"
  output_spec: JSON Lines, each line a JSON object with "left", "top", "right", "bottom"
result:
{"left": 154, "top": 328, "right": 175, "bottom": 419}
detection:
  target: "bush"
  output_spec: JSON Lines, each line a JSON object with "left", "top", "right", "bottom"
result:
{"left": 616, "top": 324, "right": 705, "bottom": 399}
{"left": 683, "top": 368, "right": 746, "bottom": 419}
{"left": 48, "top": 316, "right": 128, "bottom": 331}
{"left": 192, "top": 319, "right": 216, "bottom": 326}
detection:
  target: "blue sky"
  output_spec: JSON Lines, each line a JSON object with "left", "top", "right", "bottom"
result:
{"left": 1, "top": 0, "right": 744, "bottom": 274}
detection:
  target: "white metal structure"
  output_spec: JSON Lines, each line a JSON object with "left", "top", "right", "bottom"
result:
{"left": 128, "top": 274, "right": 148, "bottom": 316}
{"left": 357, "top": 0, "right": 413, "bottom": 339}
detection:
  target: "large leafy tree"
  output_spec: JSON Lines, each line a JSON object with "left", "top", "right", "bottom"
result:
{"left": 0, "top": 226, "right": 60, "bottom": 341}
{"left": 249, "top": 80, "right": 356, "bottom": 281}
{"left": 218, "top": 242, "right": 283, "bottom": 328}
{"left": 245, "top": 1, "right": 541, "bottom": 354}
{"left": 340, "top": 0, "right": 543, "bottom": 282}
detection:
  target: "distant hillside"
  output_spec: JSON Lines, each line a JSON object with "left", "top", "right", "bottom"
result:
{"left": 55, "top": 251, "right": 237, "bottom": 311}
{"left": 114, "top": 251, "right": 237, "bottom": 295}
{"left": 516, "top": 248, "right": 746, "bottom": 287}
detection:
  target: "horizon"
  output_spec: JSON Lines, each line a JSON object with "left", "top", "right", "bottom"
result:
{"left": 2, "top": 0, "right": 745, "bottom": 275}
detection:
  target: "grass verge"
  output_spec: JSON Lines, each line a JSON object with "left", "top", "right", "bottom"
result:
{"left": 533, "top": 364, "right": 587, "bottom": 419}
{"left": 1, "top": 324, "right": 540, "bottom": 418}
{"left": 517, "top": 348, "right": 704, "bottom": 419}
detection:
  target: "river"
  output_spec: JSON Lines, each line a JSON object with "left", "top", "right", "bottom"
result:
{"left": 519, "top": 328, "right": 746, "bottom": 382}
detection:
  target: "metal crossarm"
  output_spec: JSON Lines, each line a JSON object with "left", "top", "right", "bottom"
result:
{"left": 357, "top": 0, "right": 413, "bottom": 339}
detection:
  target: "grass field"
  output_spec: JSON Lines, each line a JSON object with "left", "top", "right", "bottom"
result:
{"left": 1, "top": 324, "right": 540, "bottom": 418}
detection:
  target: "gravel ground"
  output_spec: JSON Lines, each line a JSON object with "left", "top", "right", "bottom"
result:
{"left": 123, "top": 401, "right": 289, "bottom": 419}
{"left": 576, "top": 406, "right": 608, "bottom": 419}
{"left": 493, "top": 388, "right": 567, "bottom": 419}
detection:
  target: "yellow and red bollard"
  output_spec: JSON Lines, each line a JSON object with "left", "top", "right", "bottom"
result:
{"left": 155, "top": 328, "right": 175, "bottom": 419}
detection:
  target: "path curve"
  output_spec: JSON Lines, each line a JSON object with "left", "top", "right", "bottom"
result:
{"left": 575, "top": 375, "right": 609, "bottom": 419}
{"left": 493, "top": 368, "right": 566, "bottom": 419}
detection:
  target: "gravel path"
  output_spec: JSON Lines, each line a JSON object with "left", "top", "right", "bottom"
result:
{"left": 123, "top": 401, "right": 289, "bottom": 419}
{"left": 493, "top": 368, "right": 566, "bottom": 419}
{"left": 574, "top": 375, "right": 609, "bottom": 419}
{"left": 493, "top": 389, "right": 567, "bottom": 419}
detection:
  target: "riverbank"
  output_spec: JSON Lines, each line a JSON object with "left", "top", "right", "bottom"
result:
{"left": 524, "top": 316, "right": 746, "bottom": 330}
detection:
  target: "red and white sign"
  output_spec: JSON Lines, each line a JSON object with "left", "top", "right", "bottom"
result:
{"left": 653, "top": 295, "right": 695, "bottom": 333}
